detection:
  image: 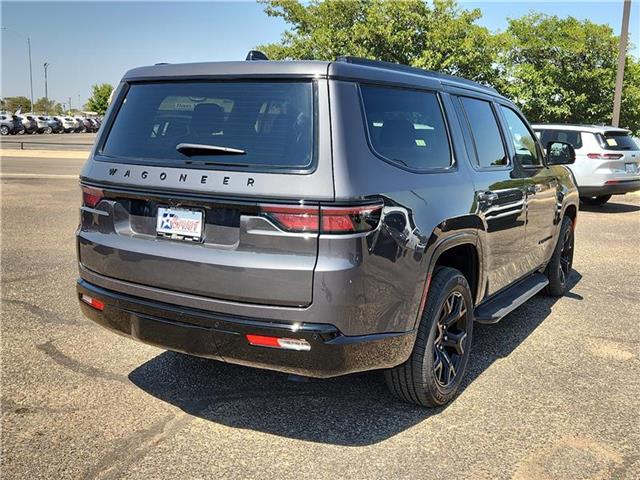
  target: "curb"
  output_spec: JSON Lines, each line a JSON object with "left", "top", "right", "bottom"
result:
{"left": 0, "top": 149, "right": 89, "bottom": 159}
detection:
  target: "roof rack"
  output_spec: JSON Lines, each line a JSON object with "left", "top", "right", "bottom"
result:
{"left": 335, "top": 56, "right": 498, "bottom": 94}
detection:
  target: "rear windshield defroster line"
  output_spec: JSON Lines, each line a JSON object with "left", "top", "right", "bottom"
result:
{"left": 99, "top": 81, "right": 316, "bottom": 173}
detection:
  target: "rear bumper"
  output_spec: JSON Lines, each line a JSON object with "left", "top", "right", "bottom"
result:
{"left": 77, "top": 279, "right": 415, "bottom": 378}
{"left": 579, "top": 180, "right": 640, "bottom": 197}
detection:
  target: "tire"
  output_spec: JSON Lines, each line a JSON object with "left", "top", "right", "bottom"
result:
{"left": 44, "top": 127, "right": 53, "bottom": 134}
{"left": 0, "top": 126, "right": 9, "bottom": 135}
{"left": 580, "top": 195, "right": 611, "bottom": 206}
{"left": 385, "top": 266, "right": 474, "bottom": 407}
{"left": 544, "top": 216, "right": 574, "bottom": 297}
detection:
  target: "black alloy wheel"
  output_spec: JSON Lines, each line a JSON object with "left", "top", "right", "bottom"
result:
{"left": 558, "top": 224, "right": 574, "bottom": 286}
{"left": 432, "top": 291, "right": 468, "bottom": 387}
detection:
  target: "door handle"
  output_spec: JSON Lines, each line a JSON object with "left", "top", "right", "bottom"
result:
{"left": 478, "top": 191, "right": 499, "bottom": 204}
{"left": 527, "top": 184, "right": 542, "bottom": 194}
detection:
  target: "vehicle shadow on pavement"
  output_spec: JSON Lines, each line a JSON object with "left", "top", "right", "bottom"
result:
{"left": 579, "top": 202, "right": 639, "bottom": 213}
{"left": 129, "top": 271, "right": 582, "bottom": 446}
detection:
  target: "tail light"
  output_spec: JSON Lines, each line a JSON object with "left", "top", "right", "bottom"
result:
{"left": 81, "top": 185, "right": 104, "bottom": 208}
{"left": 259, "top": 205, "right": 320, "bottom": 232}
{"left": 260, "top": 202, "right": 383, "bottom": 234}
{"left": 587, "top": 153, "right": 624, "bottom": 160}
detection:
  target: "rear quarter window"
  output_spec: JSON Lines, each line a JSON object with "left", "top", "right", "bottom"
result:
{"left": 359, "top": 85, "right": 452, "bottom": 171}
{"left": 101, "top": 81, "right": 315, "bottom": 172}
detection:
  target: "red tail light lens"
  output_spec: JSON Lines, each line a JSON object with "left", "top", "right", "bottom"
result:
{"left": 260, "top": 202, "right": 383, "bottom": 234}
{"left": 81, "top": 186, "right": 104, "bottom": 208}
{"left": 587, "top": 153, "right": 624, "bottom": 160}
{"left": 321, "top": 203, "right": 383, "bottom": 233}
{"left": 260, "top": 205, "right": 320, "bottom": 232}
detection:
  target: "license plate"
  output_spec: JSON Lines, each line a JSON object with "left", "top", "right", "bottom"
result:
{"left": 156, "top": 207, "right": 203, "bottom": 241}
{"left": 625, "top": 163, "right": 637, "bottom": 174}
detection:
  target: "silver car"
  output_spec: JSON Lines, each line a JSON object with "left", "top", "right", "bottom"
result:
{"left": 533, "top": 124, "right": 640, "bottom": 205}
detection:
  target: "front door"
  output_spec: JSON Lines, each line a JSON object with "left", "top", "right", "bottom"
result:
{"left": 498, "top": 105, "right": 557, "bottom": 273}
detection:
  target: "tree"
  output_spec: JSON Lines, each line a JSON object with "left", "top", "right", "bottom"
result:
{"left": 86, "top": 83, "right": 114, "bottom": 115}
{"left": 33, "top": 97, "right": 57, "bottom": 114}
{"left": 1, "top": 96, "right": 32, "bottom": 113}
{"left": 258, "top": 0, "right": 504, "bottom": 84}
{"left": 500, "top": 13, "right": 640, "bottom": 133}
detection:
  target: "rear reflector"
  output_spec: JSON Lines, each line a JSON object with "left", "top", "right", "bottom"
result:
{"left": 81, "top": 186, "right": 104, "bottom": 208}
{"left": 246, "top": 334, "right": 311, "bottom": 351}
{"left": 80, "top": 294, "right": 105, "bottom": 311}
{"left": 587, "top": 153, "right": 624, "bottom": 160}
{"left": 260, "top": 202, "right": 383, "bottom": 234}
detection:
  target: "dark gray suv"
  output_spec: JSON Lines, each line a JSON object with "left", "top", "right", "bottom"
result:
{"left": 76, "top": 56, "right": 579, "bottom": 407}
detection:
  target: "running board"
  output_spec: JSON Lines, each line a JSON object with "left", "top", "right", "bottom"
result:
{"left": 474, "top": 273, "right": 549, "bottom": 324}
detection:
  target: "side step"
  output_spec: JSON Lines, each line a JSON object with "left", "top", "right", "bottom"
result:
{"left": 474, "top": 273, "right": 549, "bottom": 324}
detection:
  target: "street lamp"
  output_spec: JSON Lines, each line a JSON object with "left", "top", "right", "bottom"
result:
{"left": 1, "top": 27, "right": 34, "bottom": 113}
{"left": 44, "top": 62, "right": 50, "bottom": 113}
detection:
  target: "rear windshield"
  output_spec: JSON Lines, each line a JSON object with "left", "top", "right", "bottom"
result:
{"left": 598, "top": 132, "right": 638, "bottom": 151}
{"left": 101, "top": 81, "right": 314, "bottom": 171}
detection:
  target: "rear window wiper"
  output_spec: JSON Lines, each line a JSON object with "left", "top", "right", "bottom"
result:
{"left": 176, "top": 143, "right": 246, "bottom": 156}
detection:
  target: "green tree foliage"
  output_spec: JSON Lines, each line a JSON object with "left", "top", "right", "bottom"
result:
{"left": 501, "top": 13, "right": 640, "bottom": 133}
{"left": 86, "top": 83, "right": 114, "bottom": 115}
{"left": 33, "top": 97, "right": 59, "bottom": 114}
{"left": 259, "top": 0, "right": 504, "bottom": 84}
{"left": 1, "top": 96, "right": 32, "bottom": 113}
{"left": 259, "top": 1, "right": 640, "bottom": 133}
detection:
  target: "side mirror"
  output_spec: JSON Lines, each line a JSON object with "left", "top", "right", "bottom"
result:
{"left": 546, "top": 141, "right": 576, "bottom": 165}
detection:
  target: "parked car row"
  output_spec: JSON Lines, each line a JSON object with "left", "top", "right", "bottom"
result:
{"left": 0, "top": 113, "right": 102, "bottom": 135}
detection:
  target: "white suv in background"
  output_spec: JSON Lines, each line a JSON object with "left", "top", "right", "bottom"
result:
{"left": 532, "top": 124, "right": 640, "bottom": 205}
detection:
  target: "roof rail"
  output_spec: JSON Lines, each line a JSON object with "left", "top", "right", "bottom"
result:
{"left": 335, "top": 56, "right": 498, "bottom": 94}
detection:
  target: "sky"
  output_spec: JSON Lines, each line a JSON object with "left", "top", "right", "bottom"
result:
{"left": 1, "top": 0, "right": 639, "bottom": 110}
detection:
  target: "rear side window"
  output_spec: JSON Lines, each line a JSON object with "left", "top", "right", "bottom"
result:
{"left": 597, "top": 132, "right": 639, "bottom": 151}
{"left": 458, "top": 97, "right": 507, "bottom": 168}
{"left": 102, "top": 82, "right": 314, "bottom": 171}
{"left": 360, "top": 85, "right": 451, "bottom": 171}
{"left": 538, "top": 129, "right": 583, "bottom": 149}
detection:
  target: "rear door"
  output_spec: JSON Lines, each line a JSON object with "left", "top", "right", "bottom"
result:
{"left": 452, "top": 95, "right": 528, "bottom": 296}
{"left": 78, "top": 79, "right": 334, "bottom": 307}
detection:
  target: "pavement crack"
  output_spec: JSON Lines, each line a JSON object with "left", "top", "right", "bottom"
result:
{"left": 2, "top": 298, "right": 78, "bottom": 326}
{"left": 36, "top": 340, "right": 129, "bottom": 384}
{"left": 85, "top": 413, "right": 193, "bottom": 480}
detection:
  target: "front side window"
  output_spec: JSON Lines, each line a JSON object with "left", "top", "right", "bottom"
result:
{"left": 102, "top": 81, "right": 314, "bottom": 171}
{"left": 500, "top": 106, "right": 542, "bottom": 166}
{"left": 459, "top": 97, "right": 507, "bottom": 168}
{"left": 360, "top": 85, "right": 451, "bottom": 171}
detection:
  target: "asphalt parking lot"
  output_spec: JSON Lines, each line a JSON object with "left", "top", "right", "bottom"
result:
{"left": 1, "top": 152, "right": 639, "bottom": 479}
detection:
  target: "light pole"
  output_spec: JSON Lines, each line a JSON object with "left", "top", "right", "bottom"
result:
{"left": 44, "top": 62, "right": 50, "bottom": 113}
{"left": 612, "top": 0, "right": 632, "bottom": 127}
{"left": 1, "top": 27, "right": 34, "bottom": 113}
